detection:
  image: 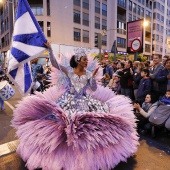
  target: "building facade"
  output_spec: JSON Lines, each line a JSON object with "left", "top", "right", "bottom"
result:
{"left": 0, "top": 0, "right": 170, "bottom": 59}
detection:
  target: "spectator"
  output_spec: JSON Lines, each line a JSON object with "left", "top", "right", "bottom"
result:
{"left": 107, "top": 74, "right": 116, "bottom": 89}
{"left": 162, "top": 56, "right": 169, "bottom": 65}
{"left": 115, "top": 62, "right": 125, "bottom": 74}
{"left": 155, "top": 58, "right": 170, "bottom": 96}
{"left": 149, "top": 90, "right": 170, "bottom": 130}
{"left": 150, "top": 55, "right": 164, "bottom": 97}
{"left": 103, "top": 60, "right": 113, "bottom": 78}
{"left": 133, "top": 62, "right": 145, "bottom": 100}
{"left": 120, "top": 60, "right": 133, "bottom": 99}
{"left": 101, "top": 73, "right": 110, "bottom": 87}
{"left": 133, "top": 93, "right": 158, "bottom": 133}
{"left": 0, "top": 66, "right": 5, "bottom": 110}
{"left": 133, "top": 61, "right": 140, "bottom": 73}
{"left": 137, "top": 69, "right": 152, "bottom": 104}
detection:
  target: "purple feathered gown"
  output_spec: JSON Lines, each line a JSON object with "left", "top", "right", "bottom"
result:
{"left": 12, "top": 50, "right": 139, "bottom": 170}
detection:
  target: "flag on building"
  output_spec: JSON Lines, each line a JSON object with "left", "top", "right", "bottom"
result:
{"left": 8, "top": 0, "right": 47, "bottom": 94}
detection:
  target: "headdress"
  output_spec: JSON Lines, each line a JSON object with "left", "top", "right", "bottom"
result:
{"left": 74, "top": 47, "right": 87, "bottom": 63}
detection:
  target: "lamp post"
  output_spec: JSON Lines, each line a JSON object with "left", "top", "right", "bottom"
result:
{"left": 102, "top": 28, "right": 126, "bottom": 61}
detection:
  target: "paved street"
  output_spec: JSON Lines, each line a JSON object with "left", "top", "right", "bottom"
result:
{"left": 0, "top": 86, "right": 170, "bottom": 170}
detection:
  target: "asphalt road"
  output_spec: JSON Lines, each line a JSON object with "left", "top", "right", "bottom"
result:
{"left": 0, "top": 86, "right": 170, "bottom": 170}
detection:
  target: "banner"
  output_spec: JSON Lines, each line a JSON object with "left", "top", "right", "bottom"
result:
{"left": 127, "top": 19, "right": 143, "bottom": 53}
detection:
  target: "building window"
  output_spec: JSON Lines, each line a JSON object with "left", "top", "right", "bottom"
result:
{"left": 145, "top": 44, "right": 151, "bottom": 52}
{"left": 141, "top": 8, "right": 144, "bottom": 17}
{"left": 129, "top": 1, "right": 132, "bottom": 11}
{"left": 133, "top": 3, "right": 136, "bottom": 13}
{"left": 156, "top": 34, "right": 159, "bottom": 41}
{"left": 137, "top": 6, "right": 140, "bottom": 15}
{"left": 102, "top": 4, "right": 107, "bottom": 16}
{"left": 47, "top": 0, "right": 50, "bottom": 16}
{"left": 29, "top": 0, "right": 43, "bottom": 16}
{"left": 102, "top": 19, "right": 107, "bottom": 30}
{"left": 74, "top": 28, "right": 81, "bottom": 41}
{"left": 47, "top": 22, "right": 51, "bottom": 37}
{"left": 38, "top": 21, "right": 44, "bottom": 32}
{"left": 74, "top": 10, "right": 81, "bottom": 24}
{"left": 95, "top": 17, "right": 100, "bottom": 29}
{"left": 117, "top": 37, "right": 126, "bottom": 48}
{"left": 83, "top": 0, "right": 89, "bottom": 10}
{"left": 83, "top": 13, "right": 89, "bottom": 26}
{"left": 83, "top": 30, "right": 89, "bottom": 43}
{"left": 102, "top": 35, "right": 107, "bottom": 46}
{"left": 95, "top": 1, "right": 100, "bottom": 14}
{"left": 74, "top": 0, "right": 81, "bottom": 7}
{"left": 128, "top": 13, "right": 132, "bottom": 21}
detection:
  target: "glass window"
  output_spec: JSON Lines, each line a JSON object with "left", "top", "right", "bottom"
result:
{"left": 38, "top": 21, "right": 44, "bottom": 32}
{"left": 133, "top": 3, "right": 136, "bottom": 13}
{"left": 117, "top": 37, "right": 126, "bottom": 48}
{"left": 83, "top": 30, "right": 89, "bottom": 43}
{"left": 83, "top": 13, "right": 89, "bottom": 26}
{"left": 74, "top": 10, "right": 81, "bottom": 24}
{"left": 102, "top": 35, "right": 107, "bottom": 46}
{"left": 83, "top": 0, "right": 89, "bottom": 9}
{"left": 74, "top": 0, "right": 81, "bottom": 7}
{"left": 47, "top": 0, "right": 50, "bottom": 16}
{"left": 129, "top": 1, "right": 132, "bottom": 11}
{"left": 128, "top": 13, "right": 132, "bottom": 21}
{"left": 47, "top": 22, "right": 51, "bottom": 37}
{"left": 95, "top": 1, "right": 100, "bottom": 14}
{"left": 74, "top": 28, "right": 81, "bottom": 41}
{"left": 95, "top": 17, "right": 100, "bottom": 29}
{"left": 102, "top": 4, "right": 107, "bottom": 16}
{"left": 102, "top": 19, "right": 107, "bottom": 30}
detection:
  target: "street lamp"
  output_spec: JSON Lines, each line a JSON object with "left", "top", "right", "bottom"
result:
{"left": 102, "top": 28, "right": 127, "bottom": 61}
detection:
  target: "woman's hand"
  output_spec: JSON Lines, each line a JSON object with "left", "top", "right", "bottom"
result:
{"left": 133, "top": 103, "right": 141, "bottom": 111}
{"left": 92, "top": 66, "right": 100, "bottom": 77}
{"left": 44, "top": 41, "right": 51, "bottom": 49}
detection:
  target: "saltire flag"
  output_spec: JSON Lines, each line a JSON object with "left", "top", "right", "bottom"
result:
{"left": 8, "top": 0, "right": 47, "bottom": 94}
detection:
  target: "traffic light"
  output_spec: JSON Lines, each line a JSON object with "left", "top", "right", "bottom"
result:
{"left": 94, "top": 33, "right": 102, "bottom": 48}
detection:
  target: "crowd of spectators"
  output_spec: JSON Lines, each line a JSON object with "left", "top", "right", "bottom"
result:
{"left": 100, "top": 55, "right": 170, "bottom": 137}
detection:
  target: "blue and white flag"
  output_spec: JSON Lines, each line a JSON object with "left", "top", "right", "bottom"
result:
{"left": 8, "top": 0, "right": 47, "bottom": 94}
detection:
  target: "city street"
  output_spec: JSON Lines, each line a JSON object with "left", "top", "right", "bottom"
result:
{"left": 0, "top": 86, "right": 170, "bottom": 170}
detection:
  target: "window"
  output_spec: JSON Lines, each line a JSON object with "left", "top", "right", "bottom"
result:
{"left": 102, "top": 19, "right": 107, "bottom": 30}
{"left": 47, "top": 0, "right": 50, "bottom": 16}
{"left": 145, "top": 44, "right": 151, "bottom": 52}
{"left": 157, "top": 13, "right": 160, "bottom": 20}
{"left": 95, "top": 1, "right": 100, "bottom": 14}
{"left": 47, "top": 22, "right": 51, "bottom": 37}
{"left": 38, "top": 21, "right": 44, "bottom": 32}
{"left": 156, "top": 24, "right": 159, "bottom": 31}
{"left": 83, "top": 13, "right": 89, "bottom": 26}
{"left": 95, "top": 17, "right": 100, "bottom": 29}
{"left": 137, "top": 6, "right": 140, "bottom": 15}
{"left": 83, "top": 0, "right": 89, "bottom": 9}
{"left": 133, "top": 15, "right": 136, "bottom": 21}
{"left": 74, "top": 28, "right": 81, "bottom": 41}
{"left": 74, "top": 10, "right": 81, "bottom": 24}
{"left": 117, "top": 37, "right": 126, "bottom": 48}
{"left": 133, "top": 3, "right": 136, "bottom": 13}
{"left": 102, "top": 4, "right": 107, "bottom": 16}
{"left": 74, "top": 0, "right": 81, "bottom": 7}
{"left": 102, "top": 35, "right": 107, "bottom": 46}
{"left": 156, "top": 35, "right": 159, "bottom": 41}
{"left": 128, "top": 13, "right": 132, "bottom": 21}
{"left": 141, "top": 8, "right": 144, "bottom": 17}
{"left": 83, "top": 30, "right": 89, "bottom": 43}
{"left": 129, "top": 1, "right": 132, "bottom": 11}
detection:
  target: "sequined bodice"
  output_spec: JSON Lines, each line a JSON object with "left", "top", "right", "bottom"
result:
{"left": 68, "top": 68, "right": 92, "bottom": 93}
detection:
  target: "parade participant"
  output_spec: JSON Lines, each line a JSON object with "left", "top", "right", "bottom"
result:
{"left": 12, "top": 42, "right": 139, "bottom": 170}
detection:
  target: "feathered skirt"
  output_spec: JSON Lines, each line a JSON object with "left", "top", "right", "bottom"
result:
{"left": 12, "top": 85, "right": 139, "bottom": 170}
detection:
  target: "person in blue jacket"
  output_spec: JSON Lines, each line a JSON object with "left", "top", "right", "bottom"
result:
{"left": 137, "top": 69, "right": 152, "bottom": 105}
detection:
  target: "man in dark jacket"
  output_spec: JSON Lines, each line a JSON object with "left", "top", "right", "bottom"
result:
{"left": 137, "top": 69, "right": 152, "bottom": 104}
{"left": 103, "top": 60, "right": 113, "bottom": 79}
{"left": 155, "top": 58, "right": 170, "bottom": 95}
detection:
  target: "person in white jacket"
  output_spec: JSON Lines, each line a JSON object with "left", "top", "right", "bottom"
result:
{"left": 133, "top": 93, "right": 159, "bottom": 133}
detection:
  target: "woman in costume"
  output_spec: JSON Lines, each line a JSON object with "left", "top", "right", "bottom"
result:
{"left": 12, "top": 42, "right": 139, "bottom": 170}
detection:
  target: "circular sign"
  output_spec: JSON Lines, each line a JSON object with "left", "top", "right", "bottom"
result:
{"left": 131, "top": 39, "right": 141, "bottom": 52}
